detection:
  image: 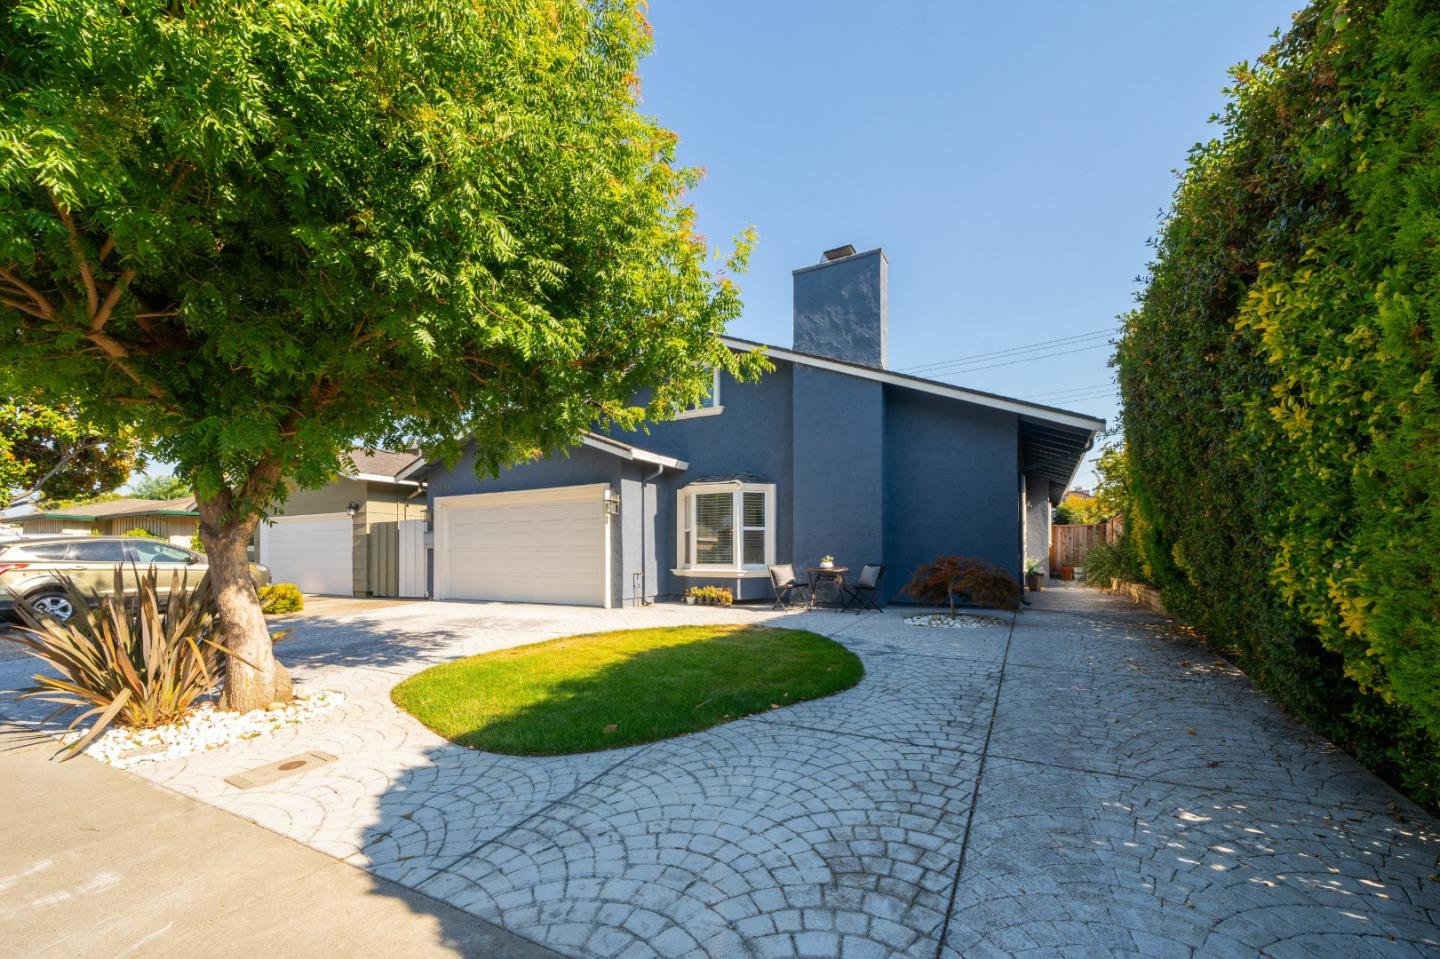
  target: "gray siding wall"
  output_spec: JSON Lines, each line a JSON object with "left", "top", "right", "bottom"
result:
{"left": 883, "top": 387, "right": 1020, "bottom": 603}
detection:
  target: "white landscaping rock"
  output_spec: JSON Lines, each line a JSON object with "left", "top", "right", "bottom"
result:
{"left": 63, "top": 689, "right": 345, "bottom": 768}
{"left": 904, "top": 613, "right": 1007, "bottom": 630}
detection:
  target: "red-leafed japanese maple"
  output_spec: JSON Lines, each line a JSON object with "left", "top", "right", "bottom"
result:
{"left": 904, "top": 556, "right": 1021, "bottom": 614}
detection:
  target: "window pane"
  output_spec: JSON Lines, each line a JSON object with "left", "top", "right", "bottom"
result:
{"left": 18, "top": 543, "right": 69, "bottom": 560}
{"left": 743, "top": 529, "right": 765, "bottom": 566}
{"left": 65, "top": 541, "right": 127, "bottom": 562}
{"left": 743, "top": 491, "right": 765, "bottom": 528}
{"left": 130, "top": 541, "right": 190, "bottom": 564}
{"left": 694, "top": 492, "right": 733, "bottom": 565}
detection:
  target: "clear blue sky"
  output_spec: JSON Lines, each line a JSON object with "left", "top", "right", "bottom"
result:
{"left": 639, "top": 1, "right": 1300, "bottom": 485}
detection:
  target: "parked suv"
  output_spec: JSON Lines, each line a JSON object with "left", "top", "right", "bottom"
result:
{"left": 0, "top": 536, "right": 271, "bottom": 622}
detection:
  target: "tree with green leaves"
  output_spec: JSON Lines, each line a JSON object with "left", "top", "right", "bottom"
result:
{"left": 1, "top": 0, "right": 758, "bottom": 710}
{"left": 1, "top": 399, "right": 140, "bottom": 508}
{"left": 128, "top": 472, "right": 191, "bottom": 501}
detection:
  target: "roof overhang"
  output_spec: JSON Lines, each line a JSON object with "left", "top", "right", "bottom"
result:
{"left": 722, "top": 337, "right": 1106, "bottom": 433}
{"left": 581, "top": 433, "right": 688, "bottom": 471}
{"left": 352, "top": 471, "right": 422, "bottom": 487}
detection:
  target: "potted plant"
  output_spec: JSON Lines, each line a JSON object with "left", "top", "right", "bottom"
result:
{"left": 818, "top": 555, "right": 835, "bottom": 570}
{"left": 685, "top": 585, "right": 733, "bottom": 607}
{"left": 1025, "top": 559, "right": 1044, "bottom": 592}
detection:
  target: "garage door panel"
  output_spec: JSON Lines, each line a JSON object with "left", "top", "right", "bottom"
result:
{"left": 437, "top": 486, "right": 608, "bottom": 607}
{"left": 260, "top": 515, "right": 353, "bottom": 596}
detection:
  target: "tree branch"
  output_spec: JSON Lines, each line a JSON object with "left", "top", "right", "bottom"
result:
{"left": 0, "top": 267, "right": 55, "bottom": 318}
{"left": 5, "top": 438, "right": 95, "bottom": 510}
{"left": 90, "top": 269, "right": 135, "bottom": 334}
{"left": 51, "top": 198, "right": 98, "bottom": 317}
{"left": 1, "top": 297, "right": 49, "bottom": 320}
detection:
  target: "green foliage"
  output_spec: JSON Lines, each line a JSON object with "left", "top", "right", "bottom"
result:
{"left": 0, "top": 0, "right": 761, "bottom": 703}
{"left": 0, "top": 399, "right": 140, "bottom": 508}
{"left": 1056, "top": 493, "right": 1106, "bottom": 526}
{"left": 392, "top": 625, "right": 863, "bottom": 755}
{"left": 1052, "top": 499, "right": 1083, "bottom": 525}
{"left": 189, "top": 533, "right": 205, "bottom": 554}
{"left": 684, "top": 585, "right": 733, "bottom": 606}
{"left": 129, "top": 473, "right": 191, "bottom": 501}
{"left": 1117, "top": 0, "right": 1439, "bottom": 806}
{"left": 120, "top": 527, "right": 160, "bottom": 538}
{"left": 904, "top": 555, "right": 1021, "bottom": 614}
{"left": 1, "top": 568, "right": 232, "bottom": 757}
{"left": 259, "top": 583, "right": 303, "bottom": 615}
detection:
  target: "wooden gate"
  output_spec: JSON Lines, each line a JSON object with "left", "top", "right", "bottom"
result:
{"left": 1049, "top": 516, "right": 1121, "bottom": 572}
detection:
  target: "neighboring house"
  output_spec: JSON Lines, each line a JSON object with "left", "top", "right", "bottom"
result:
{"left": 16, "top": 496, "right": 199, "bottom": 545}
{"left": 414, "top": 245, "right": 1104, "bottom": 607}
{"left": 257, "top": 449, "right": 425, "bottom": 597}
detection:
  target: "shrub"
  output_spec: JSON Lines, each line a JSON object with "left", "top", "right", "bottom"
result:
{"left": 189, "top": 533, "right": 205, "bottom": 553}
{"left": 2, "top": 568, "right": 238, "bottom": 757}
{"left": 685, "top": 585, "right": 732, "bottom": 606}
{"left": 120, "top": 528, "right": 161, "bottom": 538}
{"left": 259, "top": 583, "right": 303, "bottom": 615}
{"left": 904, "top": 555, "right": 1020, "bottom": 614}
{"left": 1117, "top": 2, "right": 1440, "bottom": 807}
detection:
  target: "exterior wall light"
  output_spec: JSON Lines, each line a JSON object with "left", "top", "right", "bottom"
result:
{"left": 345, "top": 501, "right": 360, "bottom": 518}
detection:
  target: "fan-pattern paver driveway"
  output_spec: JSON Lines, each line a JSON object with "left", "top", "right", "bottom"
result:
{"left": 1, "top": 588, "right": 1435, "bottom": 958}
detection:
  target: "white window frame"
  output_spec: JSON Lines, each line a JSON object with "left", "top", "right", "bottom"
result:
{"left": 674, "top": 481, "right": 775, "bottom": 576}
{"left": 674, "top": 367, "right": 724, "bottom": 420}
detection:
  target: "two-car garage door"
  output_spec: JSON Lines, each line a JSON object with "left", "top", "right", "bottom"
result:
{"left": 434, "top": 484, "right": 610, "bottom": 608}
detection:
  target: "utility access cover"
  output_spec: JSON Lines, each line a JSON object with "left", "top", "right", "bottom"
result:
{"left": 225, "top": 751, "right": 337, "bottom": 790}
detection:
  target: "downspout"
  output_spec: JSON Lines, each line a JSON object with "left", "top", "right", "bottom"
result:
{"left": 640, "top": 463, "right": 664, "bottom": 605}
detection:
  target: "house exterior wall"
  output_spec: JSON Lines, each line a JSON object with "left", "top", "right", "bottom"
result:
{"left": 423, "top": 358, "right": 1035, "bottom": 607}
{"left": 792, "top": 249, "right": 888, "bottom": 368}
{"left": 99, "top": 514, "right": 197, "bottom": 546}
{"left": 269, "top": 476, "right": 421, "bottom": 596}
{"left": 18, "top": 516, "right": 95, "bottom": 536}
{"left": 882, "top": 387, "right": 1020, "bottom": 602}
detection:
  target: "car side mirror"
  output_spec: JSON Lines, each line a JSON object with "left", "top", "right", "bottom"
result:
{"left": 188, "top": 555, "right": 201, "bottom": 565}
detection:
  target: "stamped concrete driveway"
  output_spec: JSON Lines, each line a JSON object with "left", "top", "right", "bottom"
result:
{"left": 1, "top": 588, "right": 1435, "bottom": 958}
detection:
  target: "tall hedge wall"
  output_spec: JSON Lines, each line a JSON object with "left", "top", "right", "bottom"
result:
{"left": 1118, "top": 0, "right": 1440, "bottom": 807}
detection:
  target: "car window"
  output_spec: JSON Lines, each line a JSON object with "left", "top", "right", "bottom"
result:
{"left": 13, "top": 542, "right": 71, "bottom": 560}
{"left": 64, "top": 540, "right": 129, "bottom": 563}
{"left": 129, "top": 541, "right": 193, "bottom": 564}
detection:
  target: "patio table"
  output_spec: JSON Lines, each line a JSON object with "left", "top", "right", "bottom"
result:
{"left": 804, "top": 565, "right": 849, "bottom": 609}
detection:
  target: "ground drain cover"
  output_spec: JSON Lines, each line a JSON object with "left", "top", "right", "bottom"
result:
{"left": 225, "top": 751, "right": 337, "bottom": 790}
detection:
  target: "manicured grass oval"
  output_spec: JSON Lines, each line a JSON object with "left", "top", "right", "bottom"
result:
{"left": 391, "top": 625, "right": 863, "bottom": 756}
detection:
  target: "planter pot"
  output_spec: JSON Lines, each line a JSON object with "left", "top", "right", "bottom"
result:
{"left": 819, "top": 562, "right": 834, "bottom": 570}
{"left": 684, "top": 596, "right": 696, "bottom": 605}
{"left": 1026, "top": 573, "right": 1043, "bottom": 592}
{"left": 1061, "top": 565, "right": 1074, "bottom": 580}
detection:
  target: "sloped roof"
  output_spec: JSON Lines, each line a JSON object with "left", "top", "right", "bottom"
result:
{"left": 347, "top": 448, "right": 424, "bottom": 481}
{"left": 27, "top": 495, "right": 198, "bottom": 522}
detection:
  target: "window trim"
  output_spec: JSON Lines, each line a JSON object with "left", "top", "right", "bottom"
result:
{"left": 674, "top": 481, "right": 775, "bottom": 574}
{"left": 673, "top": 368, "right": 724, "bottom": 420}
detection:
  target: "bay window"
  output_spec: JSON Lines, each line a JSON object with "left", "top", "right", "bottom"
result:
{"left": 676, "top": 481, "right": 775, "bottom": 573}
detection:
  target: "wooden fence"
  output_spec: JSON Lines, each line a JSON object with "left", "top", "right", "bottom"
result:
{"left": 1049, "top": 515, "right": 1122, "bottom": 573}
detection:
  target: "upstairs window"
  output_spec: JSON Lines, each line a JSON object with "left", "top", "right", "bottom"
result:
{"left": 677, "top": 481, "right": 775, "bottom": 573}
{"left": 674, "top": 368, "right": 724, "bottom": 419}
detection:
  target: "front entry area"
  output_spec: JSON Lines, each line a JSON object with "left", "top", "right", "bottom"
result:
{"left": 432, "top": 483, "right": 611, "bottom": 607}
{"left": 256, "top": 513, "right": 354, "bottom": 596}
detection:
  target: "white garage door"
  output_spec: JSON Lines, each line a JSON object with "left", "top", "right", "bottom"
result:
{"left": 259, "top": 514, "right": 353, "bottom": 596}
{"left": 435, "top": 484, "right": 610, "bottom": 607}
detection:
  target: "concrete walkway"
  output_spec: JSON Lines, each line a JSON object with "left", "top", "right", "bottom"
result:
{"left": 0, "top": 727, "right": 561, "bottom": 958}
{"left": 1, "top": 588, "right": 1435, "bottom": 957}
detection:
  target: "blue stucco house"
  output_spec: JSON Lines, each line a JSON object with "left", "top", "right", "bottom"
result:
{"left": 408, "top": 246, "right": 1103, "bottom": 607}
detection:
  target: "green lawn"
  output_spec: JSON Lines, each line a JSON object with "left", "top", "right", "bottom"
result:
{"left": 390, "top": 625, "right": 864, "bottom": 756}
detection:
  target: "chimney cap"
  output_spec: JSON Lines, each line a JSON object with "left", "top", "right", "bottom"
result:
{"left": 821, "top": 244, "right": 857, "bottom": 262}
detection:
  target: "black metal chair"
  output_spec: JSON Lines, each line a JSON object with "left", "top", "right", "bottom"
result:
{"left": 841, "top": 563, "right": 885, "bottom": 613}
{"left": 769, "top": 563, "right": 802, "bottom": 610}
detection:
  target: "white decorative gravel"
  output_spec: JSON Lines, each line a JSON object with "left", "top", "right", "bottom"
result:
{"left": 63, "top": 689, "right": 345, "bottom": 768}
{"left": 904, "top": 613, "right": 1007, "bottom": 629}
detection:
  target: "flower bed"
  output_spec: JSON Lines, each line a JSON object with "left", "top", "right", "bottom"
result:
{"left": 904, "top": 613, "right": 1007, "bottom": 630}
{"left": 63, "top": 689, "right": 345, "bottom": 768}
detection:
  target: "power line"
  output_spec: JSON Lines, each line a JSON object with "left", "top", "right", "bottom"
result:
{"left": 918, "top": 341, "right": 1114, "bottom": 377}
{"left": 901, "top": 327, "right": 1118, "bottom": 375}
{"left": 1029, "top": 382, "right": 1117, "bottom": 400}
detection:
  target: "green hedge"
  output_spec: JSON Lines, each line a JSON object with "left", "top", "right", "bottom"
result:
{"left": 1118, "top": 0, "right": 1439, "bottom": 808}
{"left": 259, "top": 583, "right": 303, "bottom": 615}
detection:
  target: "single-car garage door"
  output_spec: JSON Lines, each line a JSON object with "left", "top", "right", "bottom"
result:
{"left": 258, "top": 513, "right": 353, "bottom": 596}
{"left": 434, "top": 484, "right": 610, "bottom": 607}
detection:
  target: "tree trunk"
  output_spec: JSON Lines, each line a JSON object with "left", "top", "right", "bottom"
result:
{"left": 197, "top": 494, "right": 291, "bottom": 711}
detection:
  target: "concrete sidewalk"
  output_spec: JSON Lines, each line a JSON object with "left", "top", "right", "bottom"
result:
{"left": 0, "top": 727, "right": 560, "bottom": 959}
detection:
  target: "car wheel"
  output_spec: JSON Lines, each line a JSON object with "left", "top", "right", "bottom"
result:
{"left": 28, "top": 592, "right": 76, "bottom": 622}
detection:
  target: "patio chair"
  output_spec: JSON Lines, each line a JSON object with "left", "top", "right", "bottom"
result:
{"left": 769, "top": 563, "right": 802, "bottom": 610}
{"left": 841, "top": 563, "right": 885, "bottom": 613}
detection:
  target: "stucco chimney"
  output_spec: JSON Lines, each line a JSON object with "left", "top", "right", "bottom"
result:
{"left": 792, "top": 246, "right": 888, "bottom": 369}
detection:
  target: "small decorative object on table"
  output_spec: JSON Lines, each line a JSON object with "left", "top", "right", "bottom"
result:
{"left": 818, "top": 555, "right": 835, "bottom": 570}
{"left": 685, "top": 585, "right": 733, "bottom": 607}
